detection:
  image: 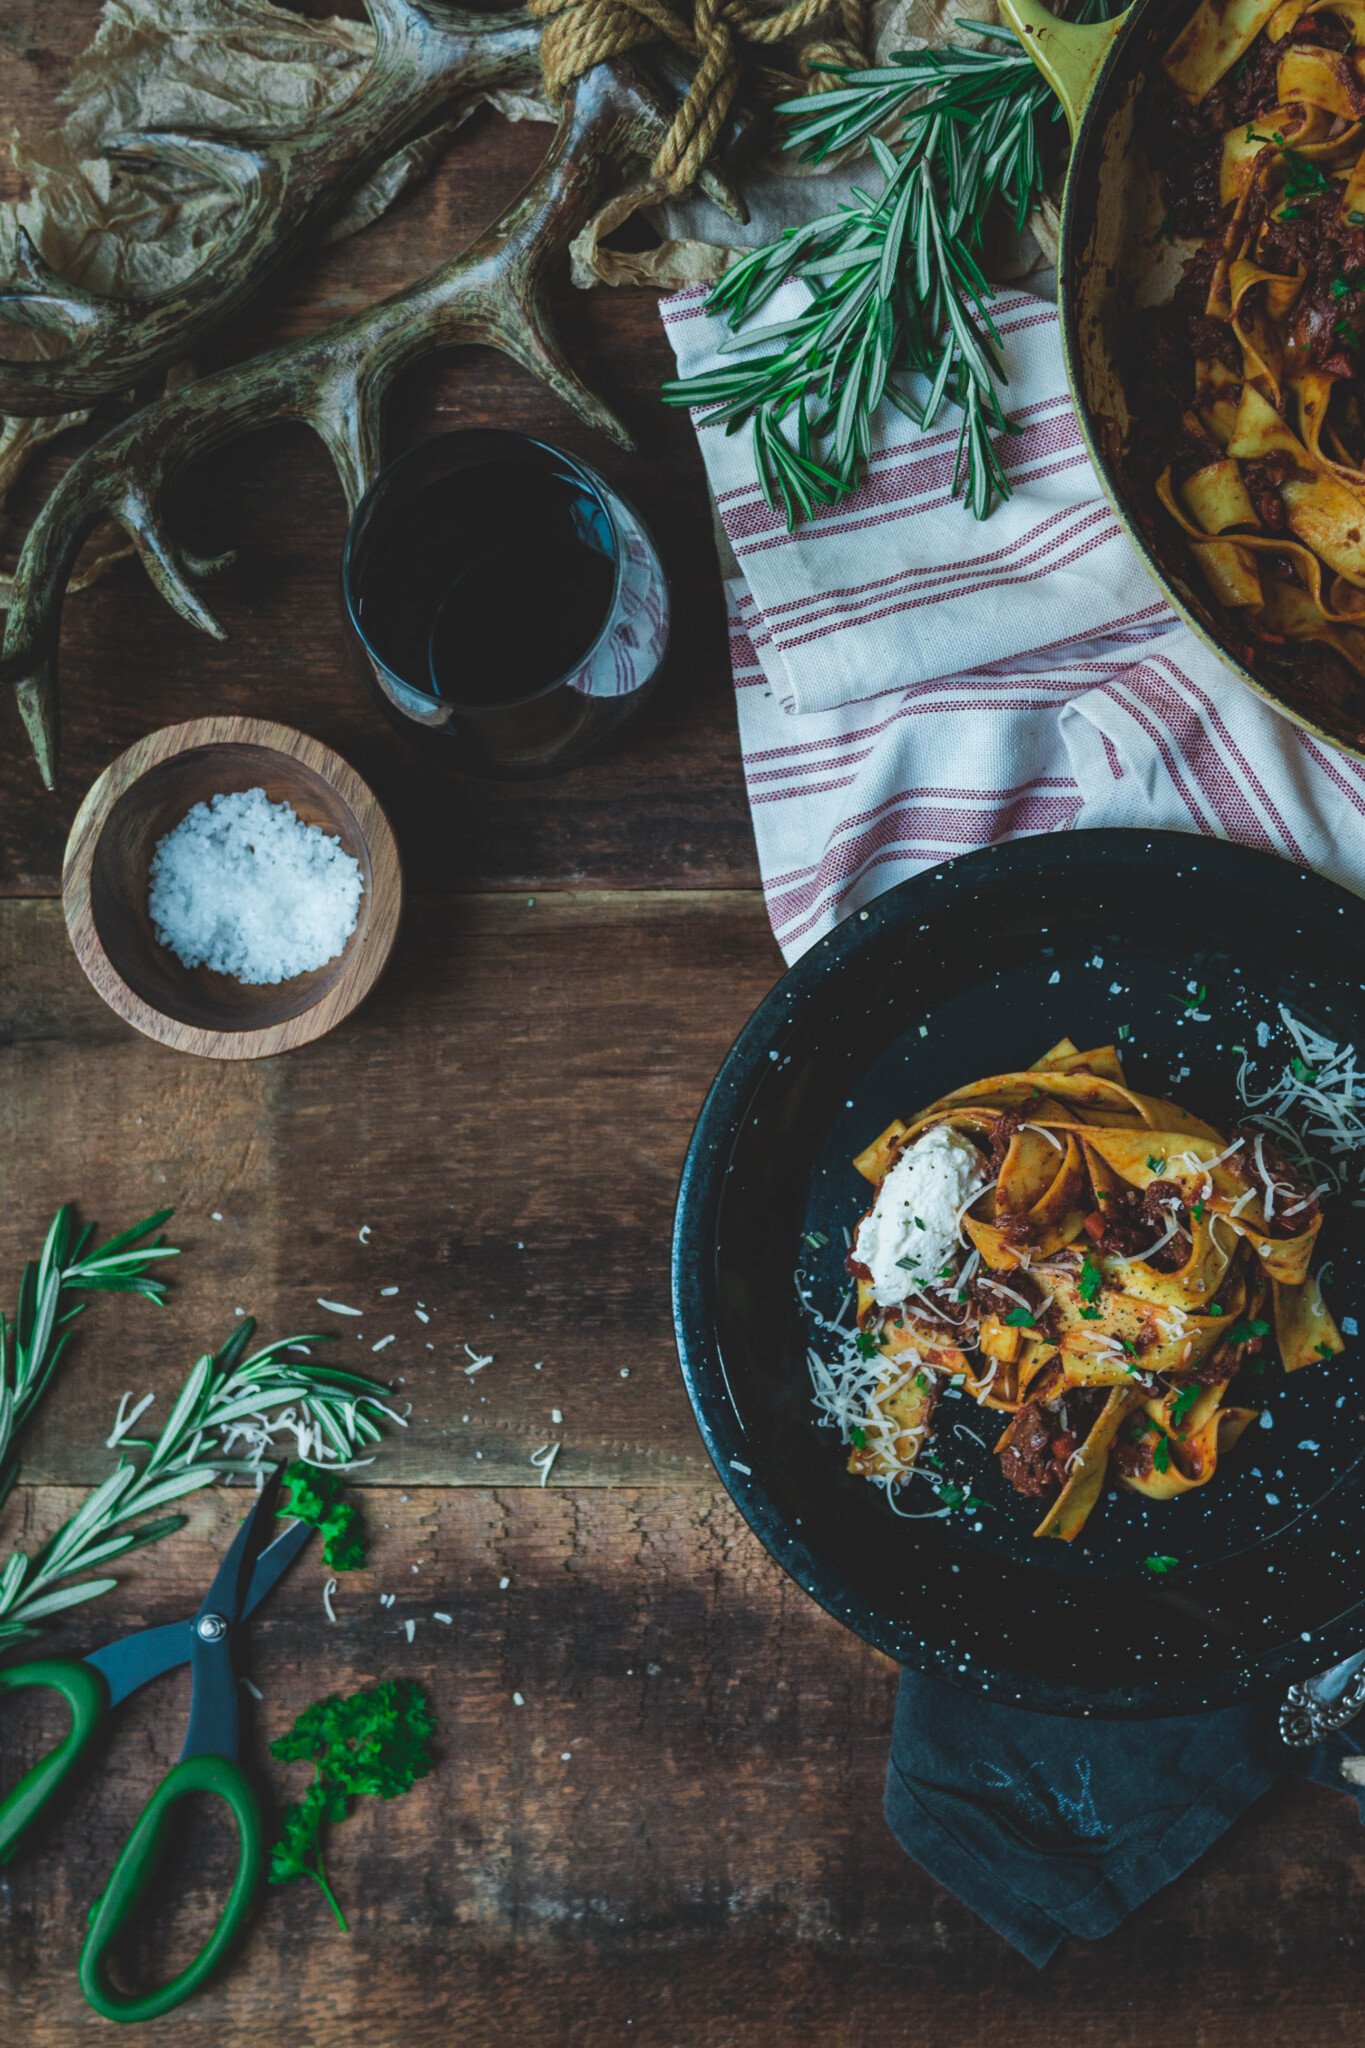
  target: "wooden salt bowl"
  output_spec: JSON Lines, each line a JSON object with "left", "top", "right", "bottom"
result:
{"left": 62, "top": 717, "right": 402, "bottom": 1060}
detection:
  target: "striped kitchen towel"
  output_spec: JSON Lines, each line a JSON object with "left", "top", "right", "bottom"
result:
{"left": 662, "top": 279, "right": 1365, "bottom": 963}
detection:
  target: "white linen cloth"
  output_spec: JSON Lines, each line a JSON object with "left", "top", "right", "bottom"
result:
{"left": 661, "top": 279, "right": 1365, "bottom": 963}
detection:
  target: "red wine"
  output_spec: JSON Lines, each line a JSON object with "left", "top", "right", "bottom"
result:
{"left": 351, "top": 454, "right": 616, "bottom": 708}
{"left": 343, "top": 431, "right": 670, "bottom": 778}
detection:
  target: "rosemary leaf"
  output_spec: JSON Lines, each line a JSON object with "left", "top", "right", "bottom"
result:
{"left": 0, "top": 1205, "right": 178, "bottom": 1507}
{"left": 0, "top": 1318, "right": 403, "bottom": 1654}
{"left": 661, "top": 1, "right": 1118, "bottom": 528}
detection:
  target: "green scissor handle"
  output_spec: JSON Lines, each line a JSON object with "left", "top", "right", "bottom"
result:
{"left": 0, "top": 1658, "right": 109, "bottom": 1866}
{"left": 78, "top": 1752, "right": 264, "bottom": 2025}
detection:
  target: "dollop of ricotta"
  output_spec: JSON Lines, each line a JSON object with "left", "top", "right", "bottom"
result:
{"left": 854, "top": 1123, "right": 988, "bottom": 1307}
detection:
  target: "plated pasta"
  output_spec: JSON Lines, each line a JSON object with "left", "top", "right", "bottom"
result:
{"left": 1143, "top": 0, "right": 1365, "bottom": 685}
{"left": 837, "top": 1037, "right": 1343, "bottom": 1541}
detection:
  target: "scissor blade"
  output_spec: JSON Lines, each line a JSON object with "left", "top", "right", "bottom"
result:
{"left": 195, "top": 1477, "right": 284, "bottom": 1631}
{"left": 86, "top": 1619, "right": 195, "bottom": 1711}
{"left": 241, "top": 1516, "right": 314, "bottom": 1620}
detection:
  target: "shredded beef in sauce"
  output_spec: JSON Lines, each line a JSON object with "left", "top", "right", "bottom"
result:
{"left": 999, "top": 1389, "right": 1106, "bottom": 1499}
{"left": 1082, "top": 1179, "right": 1191, "bottom": 1271}
{"left": 1135, "top": 20, "right": 1365, "bottom": 703}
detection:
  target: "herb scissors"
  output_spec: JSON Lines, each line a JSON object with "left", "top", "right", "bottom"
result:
{"left": 0, "top": 1477, "right": 309, "bottom": 2023}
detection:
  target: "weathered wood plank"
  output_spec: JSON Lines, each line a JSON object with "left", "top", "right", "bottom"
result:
{"left": 4, "top": 1485, "right": 1364, "bottom": 2048}
{"left": 0, "top": 10, "right": 756, "bottom": 898}
{"left": 0, "top": 892, "right": 781, "bottom": 1488}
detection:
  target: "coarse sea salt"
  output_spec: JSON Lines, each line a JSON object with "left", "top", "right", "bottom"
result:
{"left": 148, "top": 787, "right": 362, "bottom": 985}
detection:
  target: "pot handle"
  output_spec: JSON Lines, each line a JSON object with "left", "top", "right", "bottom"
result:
{"left": 995, "top": 0, "right": 1129, "bottom": 137}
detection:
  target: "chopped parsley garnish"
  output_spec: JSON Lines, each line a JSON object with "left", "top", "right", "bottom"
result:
{"left": 1079, "top": 1305, "right": 1103, "bottom": 1321}
{"left": 1291, "top": 1055, "right": 1318, "bottom": 1084}
{"left": 914, "top": 1216, "right": 926, "bottom": 1230}
{"left": 915, "top": 1369, "right": 932, "bottom": 1392}
{"left": 1117, "top": 1023, "right": 1132, "bottom": 1042}
{"left": 803, "top": 1230, "right": 829, "bottom": 1249}
{"left": 1119, "top": 1336, "right": 1139, "bottom": 1356}
{"left": 850, "top": 1425, "right": 868, "bottom": 1448}
{"left": 1170, "top": 1383, "right": 1202, "bottom": 1427}
{"left": 1183, "top": 984, "right": 1207, "bottom": 1013}
{"left": 1078, "top": 1253, "right": 1103, "bottom": 1304}
{"left": 1003, "top": 1305, "right": 1037, "bottom": 1328}
{"left": 1336, "top": 320, "right": 1361, "bottom": 348}
{"left": 1244, "top": 130, "right": 1331, "bottom": 199}
{"left": 896, "top": 1255, "right": 920, "bottom": 1272}
{"left": 1207, "top": 1302, "right": 1224, "bottom": 1316}
{"left": 1192, "top": 1200, "right": 1206, "bottom": 1221}
{"left": 937, "top": 1262, "right": 956, "bottom": 1280}
{"left": 1227, "top": 1317, "right": 1270, "bottom": 1345}
{"left": 1315, "top": 1340, "right": 1335, "bottom": 1359}
{"left": 278, "top": 1461, "right": 366, "bottom": 1573}
{"left": 1144, "top": 1554, "right": 1178, "bottom": 1575}
{"left": 1146, "top": 1154, "right": 1167, "bottom": 1173}
{"left": 1153, "top": 1434, "right": 1172, "bottom": 1474}
{"left": 938, "top": 1481, "right": 965, "bottom": 1509}
{"left": 1353, "top": 209, "right": 1365, "bottom": 225}
{"left": 854, "top": 1329, "right": 881, "bottom": 1358}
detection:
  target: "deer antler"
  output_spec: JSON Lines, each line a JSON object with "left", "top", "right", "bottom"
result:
{"left": 0, "top": 0, "right": 546, "bottom": 417}
{"left": 3, "top": 57, "right": 716, "bottom": 788}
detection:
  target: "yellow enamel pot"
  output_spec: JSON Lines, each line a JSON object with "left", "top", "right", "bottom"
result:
{"left": 997, "top": 0, "right": 1365, "bottom": 760}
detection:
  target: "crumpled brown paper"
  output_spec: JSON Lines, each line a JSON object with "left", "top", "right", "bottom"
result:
{"left": 0, "top": 0, "right": 551, "bottom": 600}
{"left": 0, "top": 0, "right": 1056, "bottom": 595}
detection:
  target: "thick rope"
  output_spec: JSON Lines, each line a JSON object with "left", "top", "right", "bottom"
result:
{"left": 528, "top": 0, "right": 867, "bottom": 193}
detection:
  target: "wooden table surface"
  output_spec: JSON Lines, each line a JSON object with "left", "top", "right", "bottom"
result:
{"left": 4, "top": 7, "right": 1365, "bottom": 2042}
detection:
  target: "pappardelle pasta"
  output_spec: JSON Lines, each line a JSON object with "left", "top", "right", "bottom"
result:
{"left": 841, "top": 1037, "right": 1342, "bottom": 1541}
{"left": 1142, "top": 0, "right": 1365, "bottom": 687}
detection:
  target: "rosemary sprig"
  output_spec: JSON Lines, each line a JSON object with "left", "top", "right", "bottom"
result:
{"left": 0, "top": 1318, "right": 400, "bottom": 1653}
{"left": 661, "top": 12, "right": 1108, "bottom": 527}
{"left": 0, "top": 1205, "right": 178, "bottom": 1508}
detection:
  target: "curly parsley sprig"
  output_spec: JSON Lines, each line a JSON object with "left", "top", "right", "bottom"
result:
{"left": 270, "top": 1680, "right": 437, "bottom": 1931}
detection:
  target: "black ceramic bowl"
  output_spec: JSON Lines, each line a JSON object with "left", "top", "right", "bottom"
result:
{"left": 672, "top": 830, "right": 1365, "bottom": 1715}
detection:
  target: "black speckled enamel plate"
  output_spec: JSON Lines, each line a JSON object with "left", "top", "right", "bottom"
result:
{"left": 672, "top": 830, "right": 1365, "bottom": 1716}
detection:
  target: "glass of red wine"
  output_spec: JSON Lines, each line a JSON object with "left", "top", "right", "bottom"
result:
{"left": 342, "top": 430, "right": 670, "bottom": 777}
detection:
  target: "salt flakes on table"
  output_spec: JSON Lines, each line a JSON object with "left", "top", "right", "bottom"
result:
{"left": 149, "top": 786, "right": 362, "bottom": 984}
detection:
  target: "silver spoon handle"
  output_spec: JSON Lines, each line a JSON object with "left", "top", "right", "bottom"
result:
{"left": 1279, "top": 1649, "right": 1365, "bottom": 1747}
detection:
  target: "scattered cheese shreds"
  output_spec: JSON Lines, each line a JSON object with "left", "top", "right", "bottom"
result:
{"left": 317, "top": 1298, "right": 363, "bottom": 1317}
{"left": 530, "top": 1441, "right": 561, "bottom": 1487}
{"left": 322, "top": 1577, "right": 338, "bottom": 1625}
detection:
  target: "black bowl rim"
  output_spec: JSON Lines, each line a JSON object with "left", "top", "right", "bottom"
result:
{"left": 671, "top": 827, "right": 1365, "bottom": 1718}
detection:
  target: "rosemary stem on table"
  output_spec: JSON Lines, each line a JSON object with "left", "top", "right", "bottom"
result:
{"left": 0, "top": 1317, "right": 403, "bottom": 1653}
{"left": 661, "top": 8, "right": 1112, "bottom": 528}
{"left": 0, "top": 1204, "right": 178, "bottom": 1509}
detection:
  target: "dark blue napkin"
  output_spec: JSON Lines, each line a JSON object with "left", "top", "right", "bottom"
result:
{"left": 885, "top": 1665, "right": 1365, "bottom": 1963}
